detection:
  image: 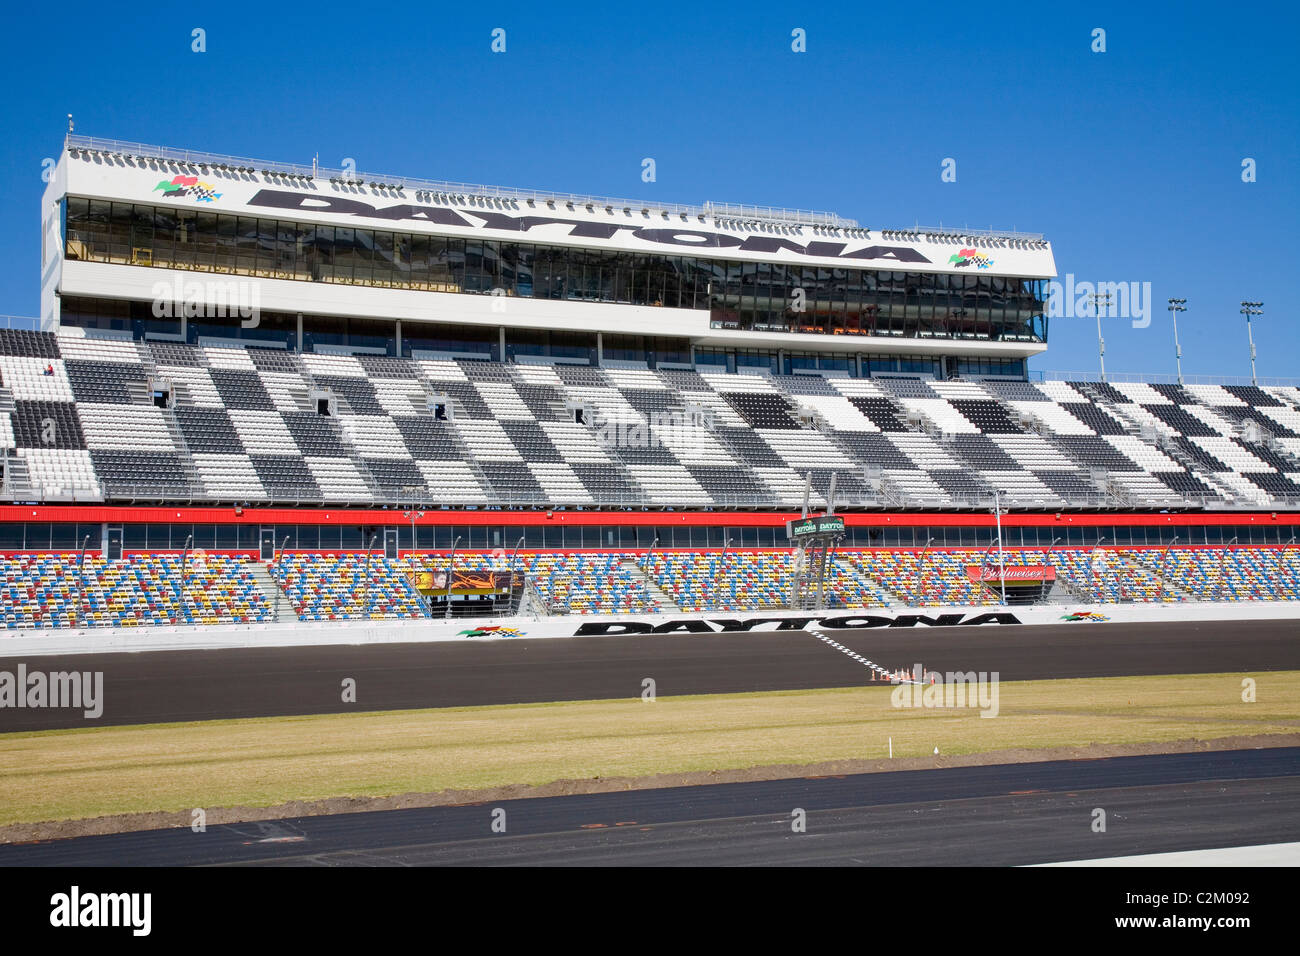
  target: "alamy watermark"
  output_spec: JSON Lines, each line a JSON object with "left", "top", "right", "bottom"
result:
{"left": 50, "top": 886, "right": 150, "bottom": 936}
{"left": 150, "top": 277, "right": 261, "bottom": 327}
{"left": 593, "top": 408, "right": 714, "bottom": 453}
{"left": 0, "top": 664, "right": 103, "bottom": 718}
{"left": 891, "top": 664, "right": 1000, "bottom": 718}
{"left": 1047, "top": 274, "right": 1153, "bottom": 329}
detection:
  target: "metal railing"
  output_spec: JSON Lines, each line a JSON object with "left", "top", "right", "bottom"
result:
{"left": 1034, "top": 369, "right": 1300, "bottom": 388}
{"left": 0, "top": 315, "right": 42, "bottom": 331}
{"left": 19, "top": 484, "right": 1293, "bottom": 512}
{"left": 66, "top": 134, "right": 854, "bottom": 229}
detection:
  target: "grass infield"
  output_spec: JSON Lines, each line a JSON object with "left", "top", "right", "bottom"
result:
{"left": 1, "top": 671, "right": 1297, "bottom": 827}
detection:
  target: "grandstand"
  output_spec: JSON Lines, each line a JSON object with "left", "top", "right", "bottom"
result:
{"left": 1, "top": 135, "right": 1297, "bottom": 628}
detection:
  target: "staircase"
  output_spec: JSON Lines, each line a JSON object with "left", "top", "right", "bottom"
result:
{"left": 249, "top": 561, "right": 291, "bottom": 622}
{"left": 1, "top": 454, "right": 33, "bottom": 500}
{"left": 620, "top": 557, "right": 674, "bottom": 611}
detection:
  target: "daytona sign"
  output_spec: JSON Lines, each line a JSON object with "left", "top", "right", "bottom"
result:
{"left": 246, "top": 189, "right": 935, "bottom": 264}
{"left": 574, "top": 611, "right": 1021, "bottom": 635}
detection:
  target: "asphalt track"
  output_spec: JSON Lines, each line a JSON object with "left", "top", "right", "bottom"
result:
{"left": 2, "top": 748, "right": 1297, "bottom": 866}
{"left": 1, "top": 619, "right": 1297, "bottom": 731}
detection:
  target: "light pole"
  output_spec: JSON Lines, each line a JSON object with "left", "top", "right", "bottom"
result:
{"left": 272, "top": 535, "right": 289, "bottom": 621}
{"left": 1043, "top": 536, "right": 1061, "bottom": 605}
{"left": 74, "top": 534, "right": 90, "bottom": 629}
{"left": 1088, "top": 535, "right": 1108, "bottom": 603}
{"left": 641, "top": 536, "right": 660, "bottom": 609}
{"left": 1090, "top": 292, "right": 1113, "bottom": 382}
{"left": 402, "top": 509, "right": 425, "bottom": 564}
{"left": 1283, "top": 535, "right": 1299, "bottom": 598}
{"left": 1156, "top": 535, "right": 1179, "bottom": 603}
{"left": 363, "top": 532, "right": 378, "bottom": 619}
{"left": 175, "top": 534, "right": 193, "bottom": 626}
{"left": 1240, "top": 301, "right": 1263, "bottom": 385}
{"left": 403, "top": 508, "right": 425, "bottom": 613}
{"left": 444, "top": 535, "right": 462, "bottom": 620}
{"left": 991, "top": 489, "right": 1007, "bottom": 605}
{"left": 507, "top": 535, "right": 525, "bottom": 612}
{"left": 714, "top": 536, "right": 734, "bottom": 611}
{"left": 1167, "top": 298, "right": 1186, "bottom": 385}
{"left": 1215, "top": 536, "right": 1238, "bottom": 602}
{"left": 911, "top": 536, "right": 935, "bottom": 607}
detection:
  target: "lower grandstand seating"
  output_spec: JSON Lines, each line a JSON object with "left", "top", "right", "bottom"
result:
{"left": 0, "top": 553, "right": 271, "bottom": 628}
{"left": 271, "top": 554, "right": 425, "bottom": 620}
{"left": 1, "top": 545, "right": 1298, "bottom": 629}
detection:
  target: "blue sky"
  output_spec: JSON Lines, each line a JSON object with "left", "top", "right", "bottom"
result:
{"left": 0, "top": 0, "right": 1295, "bottom": 379}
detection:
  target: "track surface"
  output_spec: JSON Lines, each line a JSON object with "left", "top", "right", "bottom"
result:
{"left": 2, "top": 748, "right": 1296, "bottom": 866}
{"left": 1, "top": 619, "right": 1296, "bottom": 731}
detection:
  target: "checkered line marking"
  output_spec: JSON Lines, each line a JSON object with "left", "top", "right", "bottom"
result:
{"left": 805, "top": 624, "right": 921, "bottom": 684}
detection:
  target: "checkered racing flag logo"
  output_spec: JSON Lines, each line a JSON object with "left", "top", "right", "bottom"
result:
{"left": 154, "top": 174, "right": 223, "bottom": 203}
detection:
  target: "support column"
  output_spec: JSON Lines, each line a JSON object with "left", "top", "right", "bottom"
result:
{"left": 296, "top": 312, "right": 303, "bottom": 352}
{"left": 395, "top": 319, "right": 402, "bottom": 357}
{"left": 499, "top": 326, "right": 506, "bottom": 362}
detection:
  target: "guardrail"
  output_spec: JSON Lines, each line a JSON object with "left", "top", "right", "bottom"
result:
{"left": 66, "top": 134, "right": 854, "bottom": 229}
{"left": 17, "top": 484, "right": 1294, "bottom": 513}
{"left": 1034, "top": 370, "right": 1300, "bottom": 388}
{"left": 0, "top": 315, "right": 41, "bottom": 331}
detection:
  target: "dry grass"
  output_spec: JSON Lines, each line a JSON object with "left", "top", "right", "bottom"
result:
{"left": 1, "top": 671, "right": 1296, "bottom": 826}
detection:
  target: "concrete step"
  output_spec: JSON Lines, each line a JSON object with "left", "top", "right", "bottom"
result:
{"left": 248, "top": 561, "right": 291, "bottom": 622}
{"left": 620, "top": 557, "right": 675, "bottom": 610}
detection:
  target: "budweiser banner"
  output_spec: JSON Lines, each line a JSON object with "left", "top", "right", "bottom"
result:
{"left": 965, "top": 565, "right": 1056, "bottom": 584}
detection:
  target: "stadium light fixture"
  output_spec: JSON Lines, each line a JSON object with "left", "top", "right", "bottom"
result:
{"left": 1089, "top": 292, "right": 1113, "bottom": 381}
{"left": 1167, "top": 298, "right": 1187, "bottom": 384}
{"left": 1240, "top": 301, "right": 1263, "bottom": 385}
